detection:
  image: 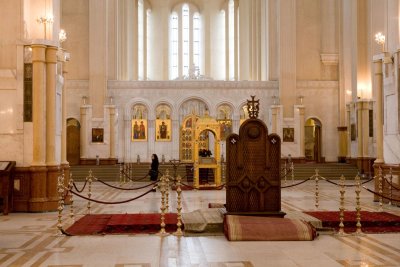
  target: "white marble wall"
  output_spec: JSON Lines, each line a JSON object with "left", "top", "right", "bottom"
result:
{"left": 65, "top": 79, "right": 344, "bottom": 163}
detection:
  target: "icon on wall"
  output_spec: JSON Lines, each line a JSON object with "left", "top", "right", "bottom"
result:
{"left": 92, "top": 128, "right": 104, "bottom": 143}
{"left": 156, "top": 119, "right": 171, "bottom": 141}
{"left": 283, "top": 128, "right": 294, "bottom": 142}
{"left": 132, "top": 119, "right": 147, "bottom": 141}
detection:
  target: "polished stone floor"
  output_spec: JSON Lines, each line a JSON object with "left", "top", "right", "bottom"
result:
{"left": 1, "top": 178, "right": 400, "bottom": 267}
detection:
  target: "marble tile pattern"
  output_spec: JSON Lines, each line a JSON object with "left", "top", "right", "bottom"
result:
{"left": 1, "top": 180, "right": 400, "bottom": 267}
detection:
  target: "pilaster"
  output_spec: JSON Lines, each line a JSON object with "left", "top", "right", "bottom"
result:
{"left": 373, "top": 55, "right": 384, "bottom": 163}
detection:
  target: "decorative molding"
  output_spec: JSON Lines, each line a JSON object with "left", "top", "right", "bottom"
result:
{"left": 297, "top": 80, "right": 339, "bottom": 89}
{"left": 320, "top": 53, "right": 339, "bottom": 65}
{"left": 108, "top": 80, "right": 278, "bottom": 90}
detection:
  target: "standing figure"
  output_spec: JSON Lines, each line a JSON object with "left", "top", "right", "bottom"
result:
{"left": 139, "top": 121, "right": 146, "bottom": 139}
{"left": 133, "top": 121, "right": 139, "bottom": 139}
{"left": 160, "top": 121, "right": 167, "bottom": 139}
{"left": 149, "top": 154, "right": 159, "bottom": 192}
{"left": 149, "top": 154, "right": 159, "bottom": 181}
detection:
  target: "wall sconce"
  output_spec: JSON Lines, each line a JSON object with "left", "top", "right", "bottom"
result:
{"left": 297, "top": 95, "right": 304, "bottom": 105}
{"left": 374, "top": 32, "right": 385, "bottom": 52}
{"left": 82, "top": 96, "right": 88, "bottom": 105}
{"left": 272, "top": 95, "right": 279, "bottom": 105}
{"left": 59, "top": 29, "right": 67, "bottom": 44}
{"left": 36, "top": 15, "right": 53, "bottom": 39}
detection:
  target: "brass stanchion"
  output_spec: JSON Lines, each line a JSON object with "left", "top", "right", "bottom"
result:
{"left": 158, "top": 175, "right": 168, "bottom": 236}
{"left": 337, "top": 175, "right": 347, "bottom": 236}
{"left": 68, "top": 173, "right": 75, "bottom": 222}
{"left": 284, "top": 162, "right": 287, "bottom": 185}
{"left": 291, "top": 162, "right": 294, "bottom": 184}
{"left": 314, "top": 169, "right": 319, "bottom": 209}
{"left": 174, "top": 175, "right": 183, "bottom": 236}
{"left": 87, "top": 169, "right": 93, "bottom": 214}
{"left": 56, "top": 171, "right": 65, "bottom": 236}
{"left": 165, "top": 170, "right": 170, "bottom": 212}
{"left": 119, "top": 163, "right": 123, "bottom": 184}
{"left": 378, "top": 167, "right": 383, "bottom": 211}
{"left": 354, "top": 174, "right": 364, "bottom": 236}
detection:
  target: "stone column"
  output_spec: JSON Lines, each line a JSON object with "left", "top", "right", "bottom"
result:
{"left": 357, "top": 100, "right": 371, "bottom": 174}
{"left": 89, "top": 0, "right": 107, "bottom": 117}
{"left": 61, "top": 59, "right": 70, "bottom": 203}
{"left": 45, "top": 46, "right": 59, "bottom": 210}
{"left": 345, "top": 104, "right": 352, "bottom": 162}
{"left": 373, "top": 55, "right": 384, "bottom": 163}
{"left": 278, "top": 0, "right": 296, "bottom": 117}
{"left": 270, "top": 105, "right": 279, "bottom": 134}
{"left": 80, "top": 105, "right": 90, "bottom": 161}
{"left": 109, "top": 105, "right": 116, "bottom": 159}
{"left": 30, "top": 44, "right": 48, "bottom": 212}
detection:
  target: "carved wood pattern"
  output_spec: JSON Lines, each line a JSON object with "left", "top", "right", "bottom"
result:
{"left": 226, "top": 119, "right": 283, "bottom": 216}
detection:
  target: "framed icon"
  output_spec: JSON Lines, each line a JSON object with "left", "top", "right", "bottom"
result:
{"left": 283, "top": 128, "right": 294, "bottom": 142}
{"left": 132, "top": 119, "right": 147, "bottom": 141}
{"left": 156, "top": 119, "right": 171, "bottom": 141}
{"left": 92, "top": 128, "right": 104, "bottom": 143}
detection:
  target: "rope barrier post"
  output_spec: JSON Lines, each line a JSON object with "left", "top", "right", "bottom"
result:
{"left": 354, "top": 174, "right": 364, "bottom": 236}
{"left": 291, "top": 162, "right": 294, "bottom": 184}
{"left": 314, "top": 169, "right": 319, "bottom": 209}
{"left": 68, "top": 173, "right": 75, "bottom": 222}
{"left": 174, "top": 175, "right": 183, "bottom": 236}
{"left": 165, "top": 169, "right": 170, "bottom": 212}
{"left": 284, "top": 162, "right": 287, "bottom": 185}
{"left": 56, "top": 171, "right": 65, "bottom": 236}
{"left": 87, "top": 169, "right": 93, "bottom": 215}
{"left": 119, "top": 163, "right": 123, "bottom": 184}
{"left": 337, "top": 175, "right": 346, "bottom": 236}
{"left": 389, "top": 167, "right": 393, "bottom": 206}
{"left": 129, "top": 162, "right": 132, "bottom": 181}
{"left": 158, "top": 174, "right": 168, "bottom": 236}
{"left": 378, "top": 167, "right": 383, "bottom": 211}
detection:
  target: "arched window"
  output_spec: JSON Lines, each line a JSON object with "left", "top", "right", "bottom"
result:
{"left": 220, "top": 0, "right": 238, "bottom": 80}
{"left": 169, "top": 3, "right": 202, "bottom": 80}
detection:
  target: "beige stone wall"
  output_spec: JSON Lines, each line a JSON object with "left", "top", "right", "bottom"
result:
{"left": 61, "top": 0, "right": 89, "bottom": 80}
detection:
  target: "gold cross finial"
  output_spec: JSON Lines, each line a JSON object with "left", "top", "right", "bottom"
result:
{"left": 247, "top": 95, "right": 259, "bottom": 119}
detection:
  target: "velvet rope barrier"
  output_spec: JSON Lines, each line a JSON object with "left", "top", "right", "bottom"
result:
{"left": 323, "top": 176, "right": 375, "bottom": 187}
{"left": 66, "top": 186, "right": 155, "bottom": 205}
{"left": 362, "top": 186, "right": 400, "bottom": 202}
{"left": 384, "top": 176, "right": 400, "bottom": 191}
{"left": 281, "top": 177, "right": 312, "bottom": 188}
{"left": 121, "top": 171, "right": 150, "bottom": 182}
{"left": 94, "top": 177, "right": 159, "bottom": 191}
{"left": 73, "top": 180, "right": 88, "bottom": 193}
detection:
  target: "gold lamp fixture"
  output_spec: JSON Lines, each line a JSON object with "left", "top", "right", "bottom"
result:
{"left": 36, "top": 15, "right": 53, "bottom": 39}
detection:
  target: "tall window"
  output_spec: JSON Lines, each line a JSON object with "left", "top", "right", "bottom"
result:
{"left": 228, "top": 0, "right": 235, "bottom": 80}
{"left": 169, "top": 3, "right": 202, "bottom": 80}
{"left": 138, "top": 0, "right": 144, "bottom": 79}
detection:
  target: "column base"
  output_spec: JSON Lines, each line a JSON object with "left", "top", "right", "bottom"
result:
{"left": 46, "top": 165, "right": 60, "bottom": 211}
{"left": 29, "top": 166, "right": 48, "bottom": 212}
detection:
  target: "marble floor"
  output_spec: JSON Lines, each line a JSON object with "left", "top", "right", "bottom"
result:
{"left": 1, "top": 179, "right": 400, "bottom": 267}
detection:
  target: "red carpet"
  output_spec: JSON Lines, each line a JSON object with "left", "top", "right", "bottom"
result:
{"left": 66, "top": 213, "right": 179, "bottom": 235}
{"left": 224, "top": 215, "right": 317, "bottom": 241}
{"left": 304, "top": 211, "right": 400, "bottom": 233}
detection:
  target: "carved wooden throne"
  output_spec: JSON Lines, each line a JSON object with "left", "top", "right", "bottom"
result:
{"left": 226, "top": 109, "right": 285, "bottom": 217}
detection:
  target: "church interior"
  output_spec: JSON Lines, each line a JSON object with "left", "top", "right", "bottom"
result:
{"left": 1, "top": 0, "right": 400, "bottom": 266}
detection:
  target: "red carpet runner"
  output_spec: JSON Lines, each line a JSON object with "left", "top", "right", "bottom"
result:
{"left": 66, "top": 213, "right": 178, "bottom": 235}
{"left": 304, "top": 211, "right": 400, "bottom": 233}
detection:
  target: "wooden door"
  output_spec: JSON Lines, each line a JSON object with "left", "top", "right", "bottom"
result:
{"left": 67, "top": 118, "right": 80, "bottom": 165}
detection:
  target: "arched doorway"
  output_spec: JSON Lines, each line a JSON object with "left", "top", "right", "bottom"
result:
{"left": 305, "top": 118, "right": 322, "bottom": 162}
{"left": 67, "top": 118, "right": 80, "bottom": 165}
